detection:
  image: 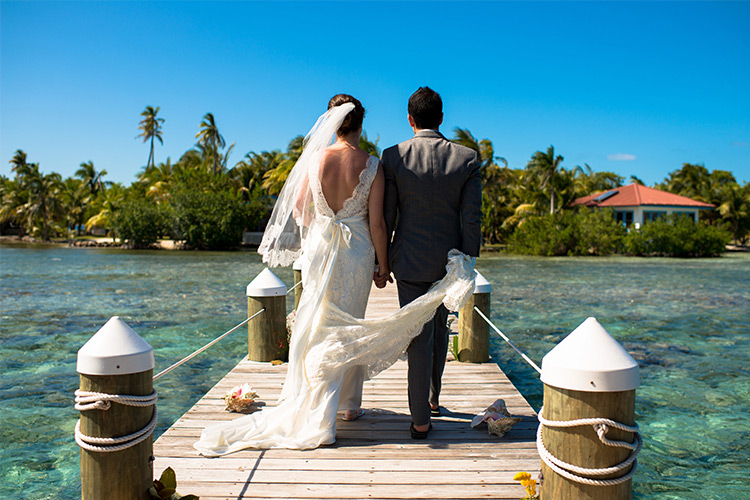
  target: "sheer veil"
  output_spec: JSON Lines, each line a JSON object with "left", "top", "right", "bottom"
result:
{"left": 194, "top": 101, "right": 478, "bottom": 455}
{"left": 258, "top": 102, "right": 356, "bottom": 268}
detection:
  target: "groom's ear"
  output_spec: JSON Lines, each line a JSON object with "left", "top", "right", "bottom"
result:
{"left": 408, "top": 114, "right": 416, "bottom": 128}
{"left": 438, "top": 112, "right": 444, "bottom": 126}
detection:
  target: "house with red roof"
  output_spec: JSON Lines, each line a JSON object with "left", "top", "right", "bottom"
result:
{"left": 571, "top": 183, "right": 715, "bottom": 227}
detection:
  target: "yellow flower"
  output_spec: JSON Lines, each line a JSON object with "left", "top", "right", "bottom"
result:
{"left": 513, "top": 471, "right": 531, "bottom": 481}
{"left": 526, "top": 480, "right": 537, "bottom": 496}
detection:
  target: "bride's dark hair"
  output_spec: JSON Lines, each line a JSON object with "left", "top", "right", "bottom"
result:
{"left": 328, "top": 94, "right": 365, "bottom": 136}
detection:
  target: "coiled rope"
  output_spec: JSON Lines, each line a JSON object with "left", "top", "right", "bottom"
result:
{"left": 469, "top": 306, "right": 641, "bottom": 486}
{"left": 74, "top": 390, "right": 158, "bottom": 452}
{"left": 536, "top": 406, "right": 641, "bottom": 486}
{"left": 74, "top": 280, "right": 299, "bottom": 451}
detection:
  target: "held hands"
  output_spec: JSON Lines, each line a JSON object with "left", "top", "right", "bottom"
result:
{"left": 373, "top": 264, "right": 393, "bottom": 289}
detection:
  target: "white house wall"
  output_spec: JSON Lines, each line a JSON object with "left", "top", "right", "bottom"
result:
{"left": 612, "top": 205, "right": 705, "bottom": 225}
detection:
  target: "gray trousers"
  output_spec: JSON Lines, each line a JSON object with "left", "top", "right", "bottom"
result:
{"left": 397, "top": 279, "right": 450, "bottom": 426}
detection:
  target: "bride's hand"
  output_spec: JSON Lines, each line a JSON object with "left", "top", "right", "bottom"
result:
{"left": 373, "top": 265, "right": 393, "bottom": 288}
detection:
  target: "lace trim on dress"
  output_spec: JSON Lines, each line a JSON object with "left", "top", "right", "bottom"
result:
{"left": 310, "top": 154, "right": 379, "bottom": 219}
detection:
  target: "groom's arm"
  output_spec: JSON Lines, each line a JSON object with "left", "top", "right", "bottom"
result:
{"left": 460, "top": 152, "right": 482, "bottom": 257}
{"left": 382, "top": 149, "right": 398, "bottom": 239}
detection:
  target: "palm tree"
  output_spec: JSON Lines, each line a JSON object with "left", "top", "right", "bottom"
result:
{"left": 359, "top": 131, "right": 381, "bottom": 157}
{"left": 234, "top": 150, "right": 283, "bottom": 198}
{"left": 22, "top": 164, "right": 63, "bottom": 241}
{"left": 526, "top": 145, "right": 564, "bottom": 214}
{"left": 718, "top": 182, "right": 750, "bottom": 244}
{"left": 138, "top": 158, "right": 175, "bottom": 202}
{"left": 61, "top": 177, "right": 91, "bottom": 235}
{"left": 137, "top": 106, "right": 165, "bottom": 169}
{"left": 85, "top": 183, "right": 125, "bottom": 242}
{"left": 4, "top": 151, "right": 33, "bottom": 235}
{"left": 76, "top": 161, "right": 108, "bottom": 197}
{"left": 9, "top": 150, "right": 33, "bottom": 179}
{"left": 451, "top": 128, "right": 513, "bottom": 243}
{"left": 0, "top": 176, "right": 27, "bottom": 236}
{"left": 660, "top": 163, "right": 711, "bottom": 202}
{"left": 573, "top": 164, "right": 624, "bottom": 197}
{"left": 452, "top": 128, "right": 507, "bottom": 170}
{"left": 261, "top": 136, "right": 305, "bottom": 195}
{"left": 502, "top": 203, "right": 539, "bottom": 230}
{"left": 195, "top": 113, "right": 226, "bottom": 175}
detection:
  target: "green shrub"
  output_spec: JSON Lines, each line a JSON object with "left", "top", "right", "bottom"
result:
{"left": 623, "top": 215, "right": 730, "bottom": 257}
{"left": 114, "top": 198, "right": 170, "bottom": 248}
{"left": 171, "top": 188, "right": 251, "bottom": 250}
{"left": 507, "top": 208, "right": 625, "bottom": 256}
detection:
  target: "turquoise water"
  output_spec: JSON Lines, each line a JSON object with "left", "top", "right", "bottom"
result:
{"left": 1, "top": 246, "right": 748, "bottom": 499}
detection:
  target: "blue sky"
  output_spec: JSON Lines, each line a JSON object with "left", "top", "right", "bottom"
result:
{"left": 2, "top": 1, "right": 749, "bottom": 186}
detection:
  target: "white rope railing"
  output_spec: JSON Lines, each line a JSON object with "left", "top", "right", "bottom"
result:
{"left": 153, "top": 308, "right": 266, "bottom": 381}
{"left": 536, "top": 406, "right": 642, "bottom": 486}
{"left": 472, "top": 306, "right": 542, "bottom": 374}
{"left": 154, "top": 278, "right": 299, "bottom": 382}
{"left": 74, "top": 390, "right": 158, "bottom": 453}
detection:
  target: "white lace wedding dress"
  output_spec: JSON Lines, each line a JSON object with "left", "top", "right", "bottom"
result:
{"left": 193, "top": 152, "right": 475, "bottom": 456}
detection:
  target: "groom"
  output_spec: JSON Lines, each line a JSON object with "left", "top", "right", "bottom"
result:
{"left": 379, "top": 87, "right": 482, "bottom": 438}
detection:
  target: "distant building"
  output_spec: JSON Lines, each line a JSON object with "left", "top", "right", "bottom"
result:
{"left": 571, "top": 183, "right": 715, "bottom": 227}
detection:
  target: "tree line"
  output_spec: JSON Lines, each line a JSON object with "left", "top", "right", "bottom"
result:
{"left": 1, "top": 106, "right": 748, "bottom": 251}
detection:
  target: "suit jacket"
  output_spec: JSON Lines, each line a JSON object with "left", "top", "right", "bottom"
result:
{"left": 382, "top": 129, "right": 482, "bottom": 282}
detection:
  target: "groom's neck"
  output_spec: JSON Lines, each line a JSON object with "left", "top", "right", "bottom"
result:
{"left": 412, "top": 126, "right": 439, "bottom": 135}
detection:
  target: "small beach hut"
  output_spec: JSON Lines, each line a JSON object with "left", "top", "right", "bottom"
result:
{"left": 571, "top": 183, "right": 715, "bottom": 227}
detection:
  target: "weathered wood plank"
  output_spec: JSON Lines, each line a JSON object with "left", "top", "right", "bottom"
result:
{"left": 153, "top": 283, "right": 540, "bottom": 500}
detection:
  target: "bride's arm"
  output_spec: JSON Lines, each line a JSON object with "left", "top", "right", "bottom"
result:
{"left": 369, "top": 163, "right": 392, "bottom": 285}
{"left": 293, "top": 170, "right": 311, "bottom": 227}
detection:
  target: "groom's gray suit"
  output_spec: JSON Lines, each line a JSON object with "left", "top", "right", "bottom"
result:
{"left": 382, "top": 129, "right": 482, "bottom": 426}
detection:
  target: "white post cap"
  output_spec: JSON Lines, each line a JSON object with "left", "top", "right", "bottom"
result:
{"left": 77, "top": 316, "right": 154, "bottom": 376}
{"left": 292, "top": 259, "right": 303, "bottom": 271}
{"left": 541, "top": 317, "right": 639, "bottom": 392}
{"left": 474, "top": 270, "right": 492, "bottom": 294}
{"left": 246, "top": 268, "right": 287, "bottom": 297}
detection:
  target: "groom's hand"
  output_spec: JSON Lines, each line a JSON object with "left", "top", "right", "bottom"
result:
{"left": 373, "top": 271, "right": 387, "bottom": 288}
{"left": 373, "top": 266, "right": 393, "bottom": 288}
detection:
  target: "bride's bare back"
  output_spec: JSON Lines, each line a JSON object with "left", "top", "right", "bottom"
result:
{"left": 319, "top": 145, "right": 371, "bottom": 214}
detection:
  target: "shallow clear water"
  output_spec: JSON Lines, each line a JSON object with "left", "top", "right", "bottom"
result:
{"left": 1, "top": 245, "right": 748, "bottom": 499}
{"left": 476, "top": 253, "right": 750, "bottom": 499}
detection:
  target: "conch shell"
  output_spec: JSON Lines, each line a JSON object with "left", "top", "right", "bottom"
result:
{"left": 471, "top": 398, "right": 522, "bottom": 437}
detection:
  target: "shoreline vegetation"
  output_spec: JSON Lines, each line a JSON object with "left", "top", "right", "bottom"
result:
{"left": 2, "top": 234, "right": 747, "bottom": 255}
{"left": 2, "top": 107, "right": 748, "bottom": 256}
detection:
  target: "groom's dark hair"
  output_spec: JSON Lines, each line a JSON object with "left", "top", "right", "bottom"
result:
{"left": 408, "top": 87, "right": 442, "bottom": 129}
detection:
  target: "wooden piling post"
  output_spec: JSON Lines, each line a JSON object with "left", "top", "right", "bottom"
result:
{"left": 76, "top": 317, "right": 155, "bottom": 500}
{"left": 293, "top": 259, "right": 303, "bottom": 311}
{"left": 539, "top": 317, "right": 640, "bottom": 500}
{"left": 246, "top": 268, "right": 288, "bottom": 362}
{"left": 458, "top": 271, "right": 491, "bottom": 362}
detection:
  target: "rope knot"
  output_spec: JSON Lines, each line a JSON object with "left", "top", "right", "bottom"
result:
{"left": 74, "top": 389, "right": 158, "bottom": 453}
{"left": 536, "top": 405, "right": 642, "bottom": 487}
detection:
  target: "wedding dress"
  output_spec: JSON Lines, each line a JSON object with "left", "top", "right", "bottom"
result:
{"left": 194, "top": 105, "right": 475, "bottom": 456}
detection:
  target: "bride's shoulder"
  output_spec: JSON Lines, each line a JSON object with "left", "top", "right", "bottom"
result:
{"left": 367, "top": 154, "right": 380, "bottom": 167}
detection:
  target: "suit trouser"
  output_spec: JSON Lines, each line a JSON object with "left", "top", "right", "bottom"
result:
{"left": 337, "top": 365, "right": 365, "bottom": 411}
{"left": 397, "top": 279, "right": 450, "bottom": 426}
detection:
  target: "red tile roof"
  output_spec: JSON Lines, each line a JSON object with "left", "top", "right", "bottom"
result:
{"left": 571, "top": 183, "right": 715, "bottom": 208}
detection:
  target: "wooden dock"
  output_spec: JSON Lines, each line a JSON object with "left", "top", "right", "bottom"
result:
{"left": 153, "top": 284, "right": 540, "bottom": 499}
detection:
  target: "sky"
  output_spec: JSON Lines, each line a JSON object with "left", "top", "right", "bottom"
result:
{"left": 1, "top": 1, "right": 749, "bottom": 187}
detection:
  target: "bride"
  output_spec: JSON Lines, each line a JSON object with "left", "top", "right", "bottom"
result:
{"left": 194, "top": 95, "right": 475, "bottom": 456}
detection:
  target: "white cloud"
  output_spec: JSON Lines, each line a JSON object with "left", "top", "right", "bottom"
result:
{"left": 607, "top": 153, "right": 637, "bottom": 161}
